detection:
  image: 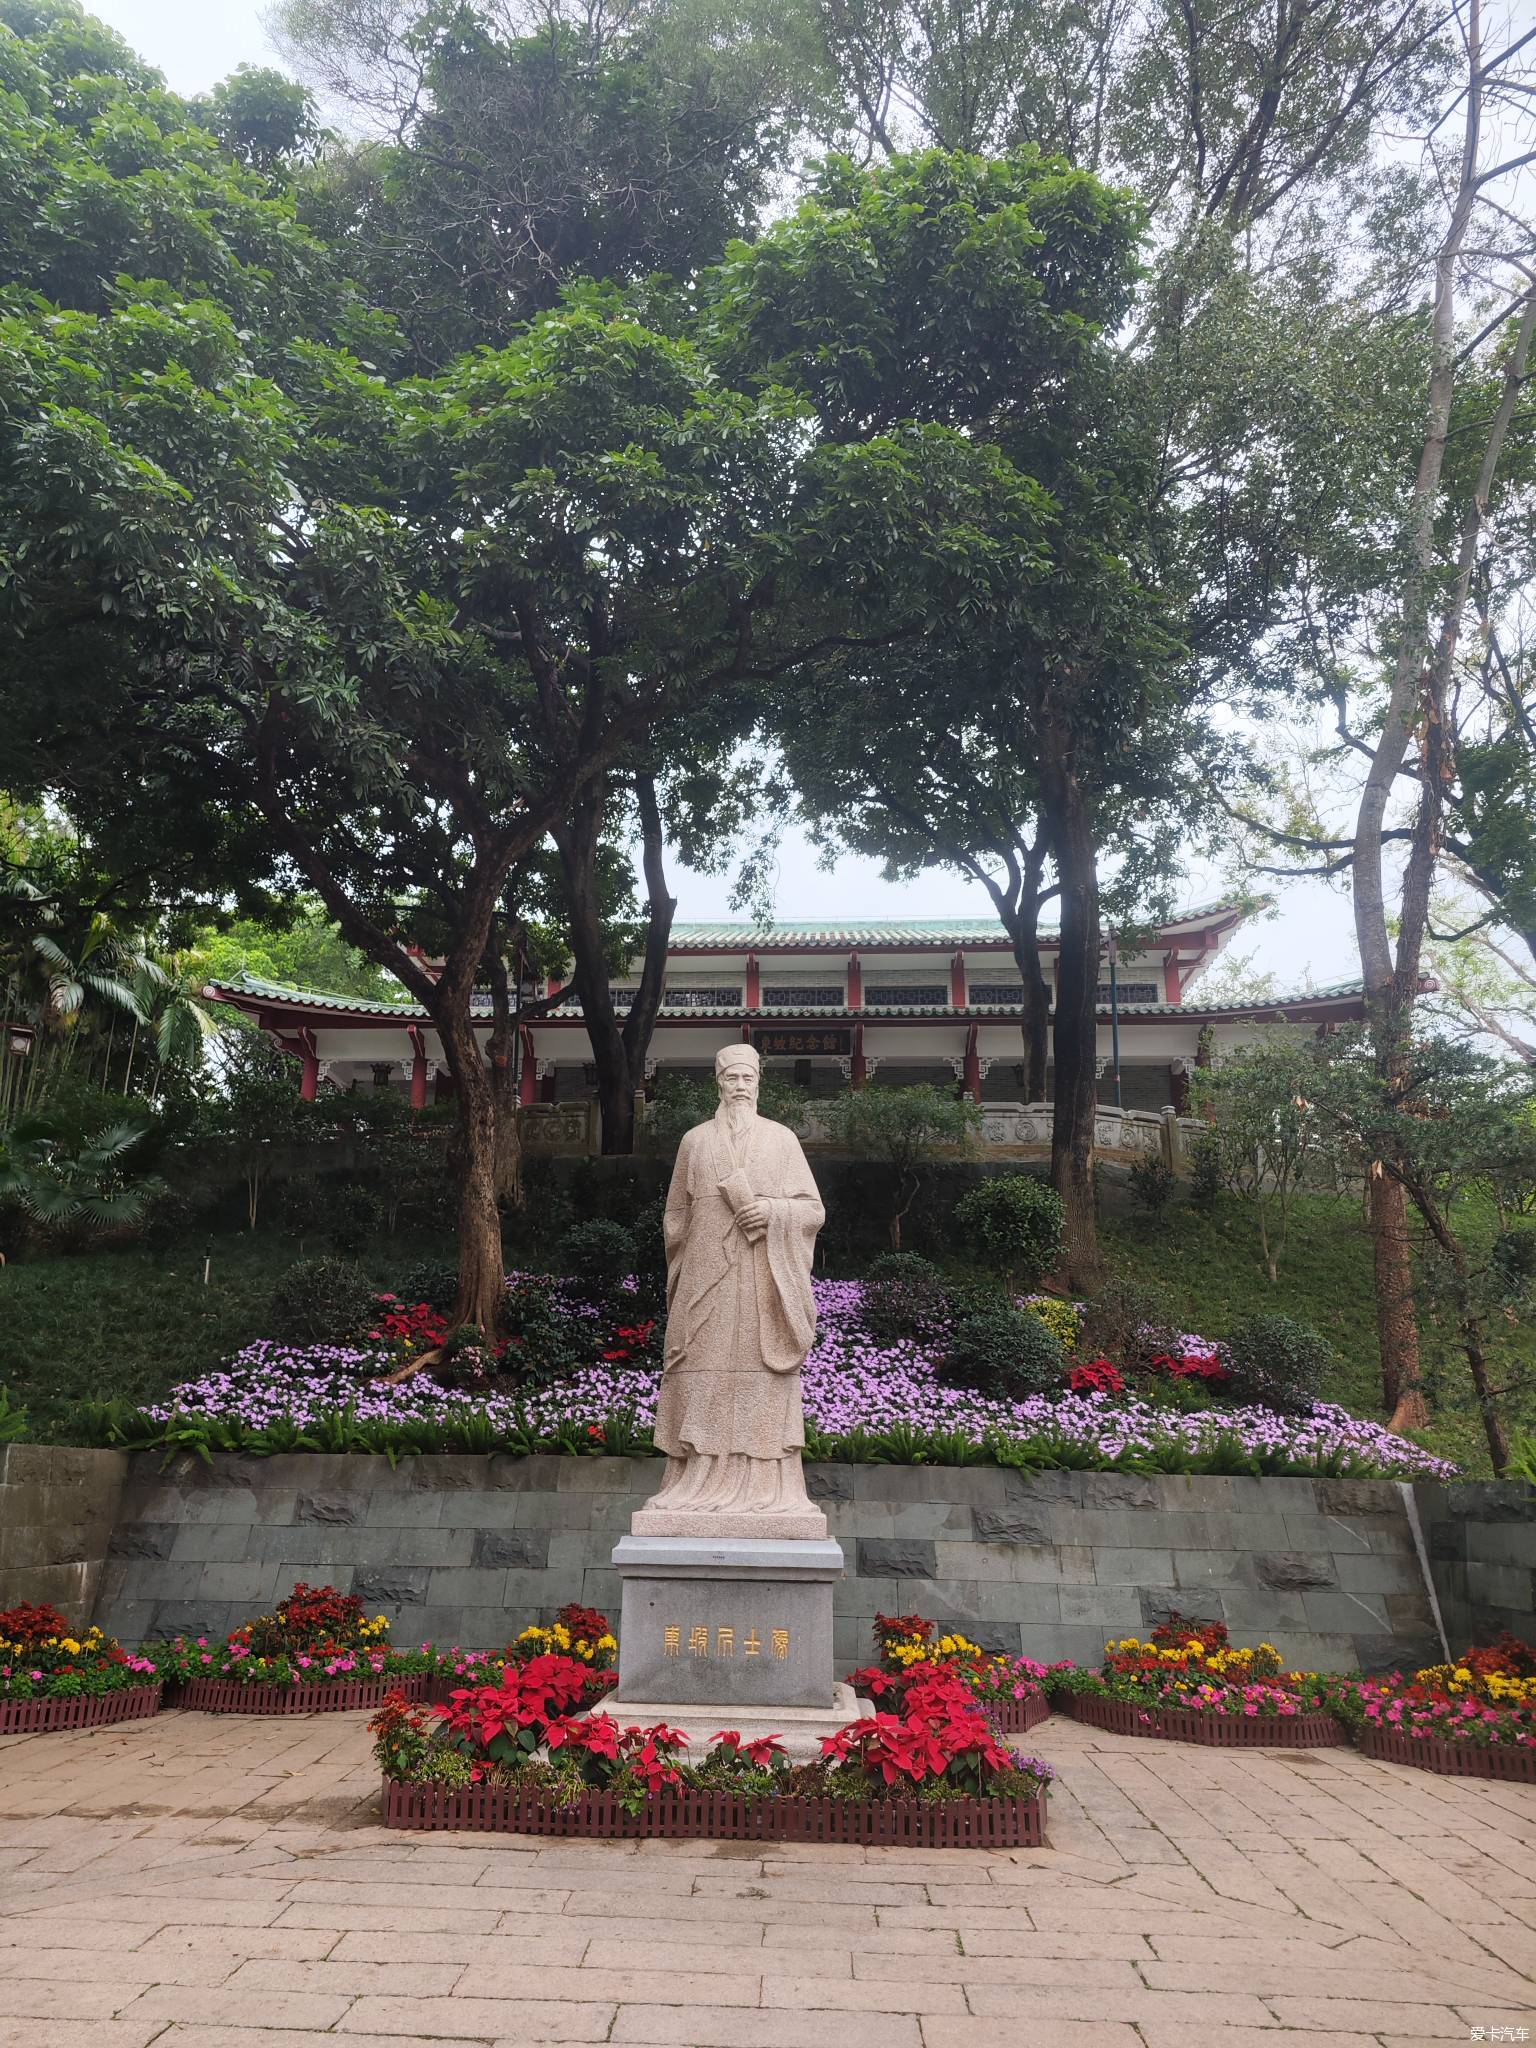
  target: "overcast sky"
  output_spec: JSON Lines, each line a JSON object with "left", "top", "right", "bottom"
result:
{"left": 81, "top": 0, "right": 1367, "bottom": 989}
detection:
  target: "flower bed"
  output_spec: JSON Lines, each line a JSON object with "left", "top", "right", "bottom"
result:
{"left": 373, "top": 1654, "right": 1052, "bottom": 1852}
{"left": 100, "top": 1277, "right": 1454, "bottom": 1478}
{"left": 0, "top": 1684, "right": 162, "bottom": 1735}
{"left": 849, "top": 1612, "right": 1057, "bottom": 1735}
{"left": 172, "top": 1672, "right": 429, "bottom": 1715}
{"left": 0, "top": 1603, "right": 161, "bottom": 1729}
{"left": 1333, "top": 1633, "right": 1536, "bottom": 1772}
{"left": 1062, "top": 1689, "right": 1348, "bottom": 1748}
{"left": 148, "top": 1582, "right": 440, "bottom": 1707}
{"left": 1047, "top": 1616, "right": 1352, "bottom": 1744}
{"left": 380, "top": 1779, "right": 1044, "bottom": 1847}
{"left": 1357, "top": 1724, "right": 1536, "bottom": 1782}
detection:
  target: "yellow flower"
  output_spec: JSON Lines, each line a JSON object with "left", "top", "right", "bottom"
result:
{"left": 598, "top": 1634, "right": 617, "bottom": 1650}
{"left": 61, "top": 1639, "right": 80, "bottom": 1654}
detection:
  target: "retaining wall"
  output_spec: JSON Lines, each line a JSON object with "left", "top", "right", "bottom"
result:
{"left": 1416, "top": 1480, "right": 1536, "bottom": 1649}
{"left": 79, "top": 1453, "right": 1529, "bottom": 1672}
{"left": 0, "top": 1445, "right": 128, "bottom": 1624}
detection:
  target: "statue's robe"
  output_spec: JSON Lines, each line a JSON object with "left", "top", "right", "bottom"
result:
{"left": 650, "top": 1112, "right": 824, "bottom": 1515}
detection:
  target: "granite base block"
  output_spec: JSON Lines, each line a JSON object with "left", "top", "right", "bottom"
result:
{"left": 612, "top": 1534, "right": 843, "bottom": 1711}
{"left": 592, "top": 1683, "right": 874, "bottom": 1764}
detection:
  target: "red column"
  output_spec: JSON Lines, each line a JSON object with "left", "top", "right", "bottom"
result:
{"left": 408, "top": 1026, "right": 428, "bottom": 1110}
{"left": 298, "top": 1029, "right": 319, "bottom": 1101}
{"left": 745, "top": 952, "right": 760, "bottom": 1010}
{"left": 847, "top": 951, "right": 863, "bottom": 1009}
{"left": 963, "top": 1020, "right": 981, "bottom": 1103}
{"left": 1163, "top": 952, "right": 1183, "bottom": 1004}
{"left": 850, "top": 1021, "right": 867, "bottom": 1088}
{"left": 540, "top": 1061, "right": 557, "bottom": 1104}
{"left": 519, "top": 1027, "right": 538, "bottom": 1105}
{"left": 950, "top": 950, "right": 967, "bottom": 1007}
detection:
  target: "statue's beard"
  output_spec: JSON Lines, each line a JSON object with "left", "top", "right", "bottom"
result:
{"left": 717, "top": 1097, "right": 757, "bottom": 1143}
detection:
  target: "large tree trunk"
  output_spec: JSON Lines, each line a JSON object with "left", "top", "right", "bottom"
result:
{"left": 484, "top": 945, "right": 523, "bottom": 1208}
{"left": 1041, "top": 721, "right": 1103, "bottom": 1289}
{"left": 619, "top": 771, "right": 677, "bottom": 1122}
{"left": 999, "top": 855, "right": 1051, "bottom": 1100}
{"left": 556, "top": 771, "right": 677, "bottom": 1157}
{"left": 553, "top": 782, "right": 636, "bottom": 1155}
{"left": 1369, "top": 1173, "right": 1427, "bottom": 1430}
{"left": 433, "top": 992, "right": 507, "bottom": 1336}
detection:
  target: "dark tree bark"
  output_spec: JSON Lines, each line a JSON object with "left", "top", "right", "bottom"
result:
{"left": 553, "top": 771, "right": 677, "bottom": 1155}
{"left": 994, "top": 844, "right": 1051, "bottom": 1100}
{"left": 1040, "top": 709, "right": 1104, "bottom": 1289}
{"left": 483, "top": 942, "right": 523, "bottom": 1208}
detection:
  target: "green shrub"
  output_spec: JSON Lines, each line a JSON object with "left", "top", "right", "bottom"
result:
{"left": 944, "top": 1306, "right": 1066, "bottom": 1400}
{"left": 1078, "top": 1278, "right": 1176, "bottom": 1372}
{"left": 630, "top": 1199, "right": 669, "bottom": 1307}
{"left": 861, "top": 1252, "right": 950, "bottom": 1343}
{"left": 501, "top": 1278, "right": 585, "bottom": 1381}
{"left": 1188, "top": 1134, "right": 1222, "bottom": 1207}
{"left": 139, "top": 1190, "right": 198, "bottom": 1258}
{"left": 560, "top": 1217, "right": 635, "bottom": 1296}
{"left": 392, "top": 1259, "right": 460, "bottom": 1314}
{"left": 952, "top": 1175, "right": 1063, "bottom": 1288}
{"left": 1128, "top": 1155, "right": 1176, "bottom": 1215}
{"left": 325, "top": 1183, "right": 385, "bottom": 1258}
{"left": 1491, "top": 1224, "right": 1536, "bottom": 1288}
{"left": 278, "top": 1174, "right": 328, "bottom": 1243}
{"left": 270, "top": 1256, "right": 378, "bottom": 1344}
{"left": 1224, "top": 1314, "right": 1335, "bottom": 1413}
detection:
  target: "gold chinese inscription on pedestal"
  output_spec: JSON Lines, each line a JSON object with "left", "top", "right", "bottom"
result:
{"left": 662, "top": 1624, "right": 790, "bottom": 1660}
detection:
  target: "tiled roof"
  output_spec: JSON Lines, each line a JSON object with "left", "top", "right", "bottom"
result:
{"left": 208, "top": 971, "right": 1369, "bottom": 1023}
{"left": 669, "top": 899, "right": 1246, "bottom": 948}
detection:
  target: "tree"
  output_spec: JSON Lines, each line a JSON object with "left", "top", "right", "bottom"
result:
{"left": 0, "top": 18, "right": 1077, "bottom": 1336}
{"left": 1189, "top": 1035, "right": 1337, "bottom": 1282}
{"left": 272, "top": 0, "right": 817, "bottom": 370}
{"left": 196, "top": 903, "right": 404, "bottom": 1004}
{"left": 1295, "top": 1029, "right": 1536, "bottom": 1473}
{"left": 822, "top": 1083, "right": 979, "bottom": 1250}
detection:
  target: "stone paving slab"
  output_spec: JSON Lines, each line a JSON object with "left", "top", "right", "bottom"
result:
{"left": 0, "top": 1707, "right": 1530, "bottom": 2045}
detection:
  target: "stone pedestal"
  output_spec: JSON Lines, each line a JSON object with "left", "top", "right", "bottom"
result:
{"left": 612, "top": 1534, "right": 844, "bottom": 1711}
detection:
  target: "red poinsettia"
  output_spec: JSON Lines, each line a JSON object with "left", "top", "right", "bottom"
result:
{"left": 1069, "top": 1357, "right": 1125, "bottom": 1394}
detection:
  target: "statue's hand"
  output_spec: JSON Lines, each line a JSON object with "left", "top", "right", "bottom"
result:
{"left": 736, "top": 1199, "right": 769, "bottom": 1234}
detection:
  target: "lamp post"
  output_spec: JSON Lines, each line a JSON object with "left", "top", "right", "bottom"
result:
{"left": 1107, "top": 931, "right": 1122, "bottom": 1109}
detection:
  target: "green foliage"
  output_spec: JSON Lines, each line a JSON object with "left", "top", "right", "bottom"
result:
{"left": 1078, "top": 1277, "right": 1177, "bottom": 1372}
{"left": 197, "top": 904, "right": 402, "bottom": 1004}
{"left": 269, "top": 1255, "right": 377, "bottom": 1345}
{"left": 1189, "top": 1038, "right": 1336, "bottom": 1281}
{"left": 1225, "top": 1314, "right": 1337, "bottom": 1413}
{"left": 823, "top": 1085, "right": 979, "bottom": 1250}
{"left": 944, "top": 1304, "right": 1066, "bottom": 1400}
{"left": 0, "top": 1384, "right": 29, "bottom": 1443}
{"left": 559, "top": 1218, "right": 636, "bottom": 1297}
{"left": 391, "top": 1259, "right": 459, "bottom": 1315}
{"left": 0, "top": 1110, "right": 166, "bottom": 1241}
{"left": 629, "top": 1198, "right": 669, "bottom": 1308}
{"left": 1128, "top": 1155, "right": 1177, "bottom": 1216}
{"left": 325, "top": 1182, "right": 384, "bottom": 1259}
{"left": 860, "top": 1251, "right": 950, "bottom": 1343}
{"left": 952, "top": 1173, "right": 1064, "bottom": 1288}
{"left": 1021, "top": 1295, "right": 1080, "bottom": 1355}
{"left": 1188, "top": 1133, "right": 1223, "bottom": 1208}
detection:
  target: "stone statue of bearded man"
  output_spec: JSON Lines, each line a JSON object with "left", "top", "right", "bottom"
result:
{"left": 634, "top": 1042, "right": 827, "bottom": 1540}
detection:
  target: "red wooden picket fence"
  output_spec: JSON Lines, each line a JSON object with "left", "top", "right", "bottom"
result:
{"left": 168, "top": 1673, "right": 429, "bottom": 1716}
{"left": 992, "top": 1691, "right": 1050, "bottom": 1735}
{"left": 0, "top": 1684, "right": 162, "bottom": 1736}
{"left": 1358, "top": 1723, "right": 1536, "bottom": 1783}
{"left": 1064, "top": 1689, "right": 1349, "bottom": 1748}
{"left": 382, "top": 1779, "right": 1046, "bottom": 1848}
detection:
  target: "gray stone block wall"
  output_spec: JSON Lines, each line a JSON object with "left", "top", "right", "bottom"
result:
{"left": 77, "top": 1452, "right": 1495, "bottom": 1673}
{"left": 1418, "top": 1480, "right": 1536, "bottom": 1650}
{"left": 0, "top": 1445, "right": 127, "bottom": 1625}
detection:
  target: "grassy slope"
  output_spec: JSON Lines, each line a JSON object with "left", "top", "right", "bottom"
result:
{"left": 2, "top": 1195, "right": 1528, "bottom": 1470}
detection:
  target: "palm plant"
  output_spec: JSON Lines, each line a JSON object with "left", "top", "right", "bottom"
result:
{"left": 0, "top": 1113, "right": 166, "bottom": 1236}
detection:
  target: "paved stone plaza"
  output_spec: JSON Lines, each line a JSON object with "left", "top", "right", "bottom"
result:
{"left": 0, "top": 1710, "right": 1531, "bottom": 2046}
